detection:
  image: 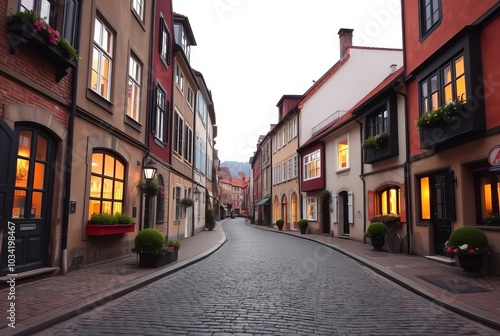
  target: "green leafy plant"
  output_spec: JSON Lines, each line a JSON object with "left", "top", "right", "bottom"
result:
{"left": 206, "top": 209, "right": 216, "bottom": 231}
{"left": 167, "top": 239, "right": 180, "bottom": 249}
{"left": 7, "top": 10, "right": 79, "bottom": 61}
{"left": 444, "top": 227, "right": 489, "bottom": 259}
{"left": 362, "top": 133, "right": 387, "bottom": 150}
{"left": 365, "top": 222, "right": 388, "bottom": 239}
{"left": 371, "top": 214, "right": 400, "bottom": 225}
{"left": 297, "top": 219, "right": 308, "bottom": 228}
{"left": 482, "top": 213, "right": 500, "bottom": 226}
{"left": 415, "top": 98, "right": 464, "bottom": 129}
{"left": 276, "top": 219, "right": 284, "bottom": 229}
{"left": 88, "top": 212, "right": 133, "bottom": 224}
{"left": 136, "top": 179, "right": 161, "bottom": 196}
{"left": 180, "top": 198, "right": 194, "bottom": 207}
{"left": 132, "top": 228, "right": 165, "bottom": 255}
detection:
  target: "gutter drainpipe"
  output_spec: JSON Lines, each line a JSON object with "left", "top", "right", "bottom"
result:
{"left": 355, "top": 118, "right": 367, "bottom": 245}
{"left": 61, "top": 0, "right": 83, "bottom": 275}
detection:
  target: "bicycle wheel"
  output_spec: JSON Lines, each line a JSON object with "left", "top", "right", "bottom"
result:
{"left": 386, "top": 231, "right": 402, "bottom": 253}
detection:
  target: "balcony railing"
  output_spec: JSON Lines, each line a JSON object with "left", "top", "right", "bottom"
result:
{"left": 312, "top": 110, "right": 347, "bottom": 134}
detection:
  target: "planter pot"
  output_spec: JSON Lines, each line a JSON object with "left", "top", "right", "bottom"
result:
{"left": 370, "top": 236, "right": 385, "bottom": 250}
{"left": 139, "top": 253, "right": 173, "bottom": 268}
{"left": 299, "top": 226, "right": 307, "bottom": 234}
{"left": 86, "top": 224, "right": 135, "bottom": 236}
{"left": 277, "top": 225, "right": 283, "bottom": 231}
{"left": 458, "top": 254, "right": 484, "bottom": 273}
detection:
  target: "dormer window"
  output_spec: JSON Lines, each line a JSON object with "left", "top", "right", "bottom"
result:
{"left": 174, "top": 24, "right": 191, "bottom": 61}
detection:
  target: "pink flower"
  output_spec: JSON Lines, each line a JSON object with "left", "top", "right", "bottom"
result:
{"left": 168, "top": 246, "right": 174, "bottom": 252}
{"left": 453, "top": 249, "right": 459, "bottom": 254}
{"left": 469, "top": 248, "right": 475, "bottom": 254}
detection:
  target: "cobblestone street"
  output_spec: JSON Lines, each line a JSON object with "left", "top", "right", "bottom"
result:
{"left": 39, "top": 219, "right": 498, "bottom": 335}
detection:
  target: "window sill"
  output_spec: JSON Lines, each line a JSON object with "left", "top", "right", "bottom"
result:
{"left": 336, "top": 167, "right": 350, "bottom": 174}
{"left": 86, "top": 89, "right": 113, "bottom": 112}
{"left": 125, "top": 115, "right": 142, "bottom": 131}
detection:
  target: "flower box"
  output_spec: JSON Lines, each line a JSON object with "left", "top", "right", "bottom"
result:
{"left": 86, "top": 223, "right": 135, "bottom": 236}
{"left": 6, "top": 20, "right": 77, "bottom": 82}
{"left": 363, "top": 135, "right": 398, "bottom": 164}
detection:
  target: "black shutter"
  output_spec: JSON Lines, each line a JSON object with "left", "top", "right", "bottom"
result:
{"left": 164, "top": 100, "right": 169, "bottom": 144}
{"left": 444, "top": 170, "right": 456, "bottom": 220}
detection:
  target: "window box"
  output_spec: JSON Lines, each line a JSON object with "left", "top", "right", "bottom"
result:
{"left": 86, "top": 223, "right": 136, "bottom": 236}
{"left": 6, "top": 20, "right": 77, "bottom": 82}
{"left": 363, "top": 133, "right": 398, "bottom": 164}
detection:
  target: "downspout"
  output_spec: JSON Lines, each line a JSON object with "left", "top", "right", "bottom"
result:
{"left": 355, "top": 118, "right": 367, "bottom": 245}
{"left": 61, "top": 0, "right": 83, "bottom": 275}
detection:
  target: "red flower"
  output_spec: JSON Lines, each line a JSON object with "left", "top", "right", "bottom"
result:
{"left": 469, "top": 248, "right": 476, "bottom": 254}
{"left": 453, "top": 249, "right": 459, "bottom": 254}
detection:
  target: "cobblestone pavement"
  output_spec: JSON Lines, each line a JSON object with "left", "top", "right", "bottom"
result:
{"left": 38, "top": 218, "right": 499, "bottom": 335}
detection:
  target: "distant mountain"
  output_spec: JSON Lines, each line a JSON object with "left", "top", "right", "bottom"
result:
{"left": 220, "top": 161, "right": 251, "bottom": 178}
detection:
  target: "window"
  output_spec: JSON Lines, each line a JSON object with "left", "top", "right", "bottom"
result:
{"left": 419, "top": 176, "right": 431, "bottom": 220}
{"left": 272, "top": 136, "right": 276, "bottom": 153}
{"left": 377, "top": 186, "right": 400, "bottom": 215}
{"left": 304, "top": 197, "right": 317, "bottom": 221}
{"left": 88, "top": 152, "right": 125, "bottom": 219}
{"left": 174, "top": 24, "right": 191, "bottom": 60}
{"left": 174, "top": 186, "right": 181, "bottom": 220}
{"left": 288, "top": 158, "right": 292, "bottom": 181}
{"left": 277, "top": 163, "right": 282, "bottom": 184}
{"left": 173, "top": 111, "right": 183, "bottom": 155}
{"left": 127, "top": 55, "right": 141, "bottom": 121}
{"left": 195, "top": 134, "right": 206, "bottom": 174}
{"left": 475, "top": 171, "right": 500, "bottom": 224}
{"left": 159, "top": 18, "right": 170, "bottom": 65}
{"left": 367, "top": 108, "right": 388, "bottom": 137}
{"left": 154, "top": 86, "right": 167, "bottom": 143}
{"left": 92, "top": 18, "right": 113, "bottom": 100}
{"left": 337, "top": 138, "right": 349, "bottom": 170}
{"left": 420, "top": 0, "right": 441, "bottom": 35}
{"left": 303, "top": 150, "right": 321, "bottom": 181}
{"left": 196, "top": 92, "right": 207, "bottom": 125}
{"left": 156, "top": 175, "right": 165, "bottom": 224}
{"left": 293, "top": 117, "right": 298, "bottom": 139}
{"left": 293, "top": 155, "right": 298, "bottom": 178}
{"left": 420, "top": 54, "right": 466, "bottom": 114}
{"left": 184, "top": 125, "right": 193, "bottom": 164}
{"left": 283, "top": 160, "right": 288, "bottom": 181}
{"left": 132, "top": 0, "right": 144, "bottom": 21}
{"left": 21, "top": 0, "right": 57, "bottom": 27}
{"left": 175, "top": 64, "right": 184, "bottom": 92}
{"left": 187, "top": 88, "right": 194, "bottom": 110}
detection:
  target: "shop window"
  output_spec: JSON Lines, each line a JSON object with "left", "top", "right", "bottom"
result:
{"left": 304, "top": 197, "right": 317, "bottom": 221}
{"left": 475, "top": 172, "right": 500, "bottom": 224}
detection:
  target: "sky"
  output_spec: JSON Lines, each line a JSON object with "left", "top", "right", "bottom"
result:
{"left": 172, "top": 0, "right": 403, "bottom": 163}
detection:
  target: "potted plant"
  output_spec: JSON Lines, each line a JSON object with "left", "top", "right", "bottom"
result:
{"left": 180, "top": 198, "right": 194, "bottom": 207}
{"left": 365, "top": 222, "right": 388, "bottom": 250}
{"left": 362, "top": 133, "right": 387, "bottom": 150}
{"left": 371, "top": 214, "right": 401, "bottom": 227}
{"left": 206, "top": 209, "right": 216, "bottom": 231}
{"left": 444, "top": 227, "right": 489, "bottom": 272}
{"left": 133, "top": 228, "right": 174, "bottom": 268}
{"left": 297, "top": 219, "right": 308, "bottom": 234}
{"left": 276, "top": 219, "right": 284, "bottom": 231}
{"left": 136, "top": 179, "right": 161, "bottom": 197}
{"left": 86, "top": 212, "right": 135, "bottom": 236}
{"left": 166, "top": 239, "right": 181, "bottom": 262}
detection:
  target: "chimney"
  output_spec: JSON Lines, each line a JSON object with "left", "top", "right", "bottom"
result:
{"left": 390, "top": 64, "right": 397, "bottom": 73}
{"left": 338, "top": 28, "right": 354, "bottom": 59}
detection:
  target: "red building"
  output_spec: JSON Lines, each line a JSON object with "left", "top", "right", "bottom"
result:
{"left": 403, "top": 0, "right": 500, "bottom": 272}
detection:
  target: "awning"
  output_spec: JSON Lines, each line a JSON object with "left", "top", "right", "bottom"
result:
{"left": 255, "top": 197, "right": 271, "bottom": 206}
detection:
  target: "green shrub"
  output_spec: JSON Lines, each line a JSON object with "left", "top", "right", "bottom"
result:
{"left": 449, "top": 227, "right": 488, "bottom": 250}
{"left": 88, "top": 213, "right": 114, "bottom": 224}
{"left": 114, "top": 213, "right": 132, "bottom": 224}
{"left": 206, "top": 209, "right": 216, "bottom": 231}
{"left": 366, "top": 222, "right": 388, "bottom": 238}
{"left": 297, "top": 219, "right": 308, "bottom": 228}
{"left": 276, "top": 219, "right": 284, "bottom": 227}
{"left": 167, "top": 239, "right": 180, "bottom": 249}
{"left": 133, "top": 229, "right": 165, "bottom": 255}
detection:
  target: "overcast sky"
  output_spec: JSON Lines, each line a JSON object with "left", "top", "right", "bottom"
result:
{"left": 172, "top": 0, "right": 403, "bottom": 163}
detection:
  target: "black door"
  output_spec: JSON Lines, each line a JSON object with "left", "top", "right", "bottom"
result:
{"left": 431, "top": 171, "right": 455, "bottom": 256}
{"left": 340, "top": 191, "right": 350, "bottom": 235}
{"left": 322, "top": 198, "right": 330, "bottom": 234}
{"left": 2, "top": 127, "right": 56, "bottom": 274}
{"left": 0, "top": 120, "right": 15, "bottom": 274}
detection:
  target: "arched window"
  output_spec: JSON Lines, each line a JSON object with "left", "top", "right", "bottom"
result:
{"left": 377, "top": 186, "right": 400, "bottom": 215}
{"left": 156, "top": 174, "right": 165, "bottom": 224}
{"left": 88, "top": 151, "right": 126, "bottom": 219}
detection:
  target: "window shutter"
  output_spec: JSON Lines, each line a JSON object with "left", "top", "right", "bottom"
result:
{"left": 332, "top": 194, "right": 338, "bottom": 223}
{"left": 444, "top": 171, "right": 456, "bottom": 220}
{"left": 62, "top": 0, "right": 78, "bottom": 46}
{"left": 152, "top": 86, "right": 157, "bottom": 135}
{"left": 348, "top": 191, "right": 353, "bottom": 224}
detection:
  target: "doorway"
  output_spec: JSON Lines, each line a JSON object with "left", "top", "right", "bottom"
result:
{"left": 339, "top": 191, "right": 350, "bottom": 235}
{"left": 431, "top": 171, "right": 455, "bottom": 256}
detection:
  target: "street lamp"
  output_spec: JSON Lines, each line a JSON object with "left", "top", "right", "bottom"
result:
{"left": 143, "top": 159, "right": 157, "bottom": 229}
{"left": 193, "top": 186, "right": 201, "bottom": 201}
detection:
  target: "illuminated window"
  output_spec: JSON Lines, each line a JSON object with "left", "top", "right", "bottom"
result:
{"left": 377, "top": 186, "right": 400, "bottom": 215}
{"left": 92, "top": 18, "right": 113, "bottom": 99}
{"left": 337, "top": 138, "right": 349, "bottom": 170}
{"left": 303, "top": 150, "right": 321, "bottom": 180}
{"left": 127, "top": 55, "right": 141, "bottom": 121}
{"left": 476, "top": 173, "right": 500, "bottom": 223}
{"left": 88, "top": 152, "right": 125, "bottom": 219}
{"left": 419, "top": 177, "right": 431, "bottom": 220}
{"left": 420, "top": 54, "right": 467, "bottom": 114}
{"left": 304, "top": 197, "right": 317, "bottom": 221}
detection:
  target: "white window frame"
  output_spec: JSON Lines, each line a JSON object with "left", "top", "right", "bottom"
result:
{"left": 132, "top": 0, "right": 144, "bottom": 21}
{"left": 288, "top": 158, "right": 293, "bottom": 180}
{"left": 127, "top": 55, "right": 141, "bottom": 122}
{"left": 92, "top": 17, "right": 113, "bottom": 100}
{"left": 303, "top": 149, "right": 321, "bottom": 181}
{"left": 187, "top": 88, "right": 194, "bottom": 110}
{"left": 173, "top": 110, "right": 183, "bottom": 155}
{"left": 336, "top": 136, "right": 350, "bottom": 171}
{"left": 184, "top": 124, "right": 193, "bottom": 164}
{"left": 293, "top": 155, "right": 298, "bottom": 178}
{"left": 154, "top": 86, "right": 166, "bottom": 142}
{"left": 283, "top": 160, "right": 288, "bottom": 181}
{"left": 159, "top": 18, "right": 170, "bottom": 64}
{"left": 303, "top": 197, "right": 318, "bottom": 221}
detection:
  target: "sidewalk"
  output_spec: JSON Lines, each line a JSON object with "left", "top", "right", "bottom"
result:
{"left": 0, "top": 221, "right": 227, "bottom": 336}
{"left": 252, "top": 224, "right": 500, "bottom": 331}
{"left": 2, "top": 220, "right": 499, "bottom": 335}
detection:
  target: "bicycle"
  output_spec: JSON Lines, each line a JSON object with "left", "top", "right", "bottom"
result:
{"left": 386, "top": 230, "right": 403, "bottom": 253}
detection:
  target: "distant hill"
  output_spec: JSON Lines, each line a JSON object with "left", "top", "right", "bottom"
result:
{"left": 220, "top": 161, "right": 251, "bottom": 178}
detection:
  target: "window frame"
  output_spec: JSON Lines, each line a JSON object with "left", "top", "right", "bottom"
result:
{"left": 304, "top": 197, "right": 318, "bottom": 221}
{"left": 91, "top": 17, "right": 113, "bottom": 100}
{"left": 154, "top": 85, "right": 167, "bottom": 143}
{"left": 174, "top": 185, "right": 182, "bottom": 220}
{"left": 175, "top": 64, "right": 184, "bottom": 93}
{"left": 184, "top": 125, "right": 193, "bottom": 164}
{"left": 419, "top": 0, "right": 442, "bottom": 40}
{"left": 131, "top": 0, "right": 144, "bottom": 22}
{"left": 377, "top": 186, "right": 400, "bottom": 216}
{"left": 336, "top": 136, "right": 349, "bottom": 171}
{"left": 173, "top": 110, "right": 183, "bottom": 156}
{"left": 20, "top": 0, "right": 58, "bottom": 28}
{"left": 303, "top": 149, "right": 321, "bottom": 181}
{"left": 126, "top": 54, "right": 142, "bottom": 122}
{"left": 159, "top": 17, "right": 170, "bottom": 66}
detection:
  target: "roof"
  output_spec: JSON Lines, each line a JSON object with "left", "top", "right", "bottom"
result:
{"left": 298, "top": 67, "right": 404, "bottom": 151}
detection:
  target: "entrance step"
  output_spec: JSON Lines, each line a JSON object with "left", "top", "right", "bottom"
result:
{"left": 424, "top": 255, "right": 456, "bottom": 266}
{"left": 337, "top": 234, "right": 350, "bottom": 240}
{"left": 0, "top": 267, "right": 60, "bottom": 288}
